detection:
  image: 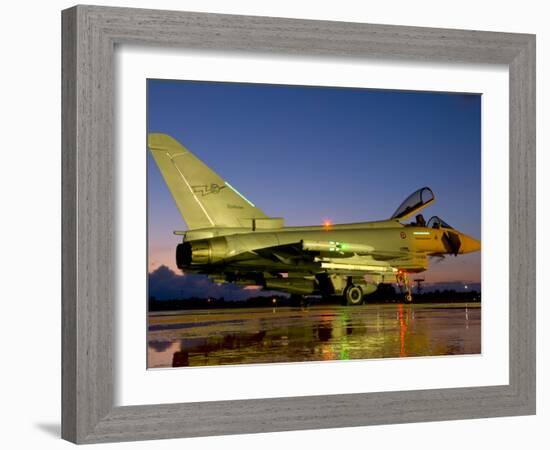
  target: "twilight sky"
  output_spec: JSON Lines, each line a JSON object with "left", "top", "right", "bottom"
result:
{"left": 147, "top": 79, "right": 481, "bottom": 299}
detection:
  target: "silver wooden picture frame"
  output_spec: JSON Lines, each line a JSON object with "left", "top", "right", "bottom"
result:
{"left": 61, "top": 5, "right": 536, "bottom": 444}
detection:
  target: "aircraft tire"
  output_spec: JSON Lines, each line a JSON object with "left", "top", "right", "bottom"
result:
{"left": 405, "top": 293, "right": 413, "bottom": 303}
{"left": 345, "top": 285, "right": 363, "bottom": 306}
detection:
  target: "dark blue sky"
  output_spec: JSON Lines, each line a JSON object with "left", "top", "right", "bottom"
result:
{"left": 147, "top": 79, "right": 481, "bottom": 297}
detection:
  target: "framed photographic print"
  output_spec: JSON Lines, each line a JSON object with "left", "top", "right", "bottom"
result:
{"left": 146, "top": 80, "right": 483, "bottom": 370}
{"left": 62, "top": 5, "right": 535, "bottom": 444}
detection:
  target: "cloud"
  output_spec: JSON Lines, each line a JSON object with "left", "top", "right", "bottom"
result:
{"left": 148, "top": 265, "right": 278, "bottom": 301}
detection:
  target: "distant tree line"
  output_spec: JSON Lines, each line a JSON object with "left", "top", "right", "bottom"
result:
{"left": 148, "top": 294, "right": 289, "bottom": 311}
{"left": 367, "top": 283, "right": 481, "bottom": 303}
{"left": 148, "top": 283, "right": 481, "bottom": 311}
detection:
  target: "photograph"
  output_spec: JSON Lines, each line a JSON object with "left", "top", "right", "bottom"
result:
{"left": 2, "top": 0, "right": 541, "bottom": 446}
{"left": 146, "top": 79, "right": 482, "bottom": 368}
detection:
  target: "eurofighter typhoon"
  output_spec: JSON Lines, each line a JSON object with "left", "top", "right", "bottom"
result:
{"left": 148, "top": 133, "right": 480, "bottom": 305}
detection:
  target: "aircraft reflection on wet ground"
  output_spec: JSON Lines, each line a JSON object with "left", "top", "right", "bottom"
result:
{"left": 147, "top": 303, "right": 481, "bottom": 368}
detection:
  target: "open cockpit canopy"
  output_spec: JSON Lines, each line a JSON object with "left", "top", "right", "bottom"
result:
{"left": 391, "top": 187, "right": 435, "bottom": 221}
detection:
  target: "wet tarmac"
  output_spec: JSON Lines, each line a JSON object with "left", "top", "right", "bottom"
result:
{"left": 147, "top": 303, "right": 481, "bottom": 368}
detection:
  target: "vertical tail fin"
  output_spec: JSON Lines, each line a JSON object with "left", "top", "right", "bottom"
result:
{"left": 148, "top": 133, "right": 269, "bottom": 229}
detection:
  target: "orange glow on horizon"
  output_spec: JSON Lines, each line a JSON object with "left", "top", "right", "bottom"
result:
{"left": 243, "top": 285, "right": 262, "bottom": 290}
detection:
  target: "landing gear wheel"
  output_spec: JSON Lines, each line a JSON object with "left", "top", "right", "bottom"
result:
{"left": 345, "top": 285, "right": 363, "bottom": 306}
{"left": 405, "top": 293, "right": 413, "bottom": 303}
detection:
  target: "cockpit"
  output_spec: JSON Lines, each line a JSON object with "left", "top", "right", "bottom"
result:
{"left": 391, "top": 187, "right": 455, "bottom": 230}
{"left": 426, "top": 216, "right": 454, "bottom": 229}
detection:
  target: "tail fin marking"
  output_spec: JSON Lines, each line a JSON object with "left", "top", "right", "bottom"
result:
{"left": 148, "top": 133, "right": 270, "bottom": 229}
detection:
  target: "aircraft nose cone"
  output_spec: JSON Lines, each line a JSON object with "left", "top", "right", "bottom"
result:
{"left": 460, "top": 234, "right": 481, "bottom": 253}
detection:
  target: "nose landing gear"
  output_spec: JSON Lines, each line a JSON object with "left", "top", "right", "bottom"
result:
{"left": 396, "top": 271, "right": 413, "bottom": 303}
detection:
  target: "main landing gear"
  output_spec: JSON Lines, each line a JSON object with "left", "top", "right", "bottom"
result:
{"left": 316, "top": 273, "right": 377, "bottom": 306}
{"left": 344, "top": 284, "right": 363, "bottom": 306}
{"left": 396, "top": 271, "right": 413, "bottom": 303}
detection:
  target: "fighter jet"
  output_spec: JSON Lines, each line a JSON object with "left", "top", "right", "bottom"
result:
{"left": 148, "top": 133, "right": 481, "bottom": 305}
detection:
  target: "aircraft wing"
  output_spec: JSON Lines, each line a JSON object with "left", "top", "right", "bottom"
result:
{"left": 253, "top": 242, "right": 309, "bottom": 266}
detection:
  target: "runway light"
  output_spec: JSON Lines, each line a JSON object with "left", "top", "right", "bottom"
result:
{"left": 272, "top": 298, "right": 277, "bottom": 304}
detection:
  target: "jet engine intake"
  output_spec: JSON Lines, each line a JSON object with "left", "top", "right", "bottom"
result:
{"left": 358, "top": 282, "right": 378, "bottom": 296}
{"left": 176, "top": 238, "right": 228, "bottom": 268}
{"left": 442, "top": 231, "right": 461, "bottom": 256}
